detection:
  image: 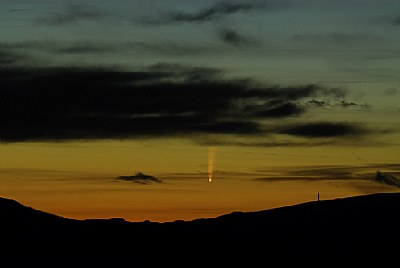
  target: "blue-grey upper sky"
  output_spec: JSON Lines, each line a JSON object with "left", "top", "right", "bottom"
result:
{"left": 1, "top": 0, "right": 399, "bottom": 144}
{"left": 2, "top": 1, "right": 399, "bottom": 77}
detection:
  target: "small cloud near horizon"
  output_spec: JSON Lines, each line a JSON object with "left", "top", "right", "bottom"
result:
{"left": 374, "top": 171, "right": 400, "bottom": 188}
{"left": 117, "top": 172, "right": 162, "bottom": 185}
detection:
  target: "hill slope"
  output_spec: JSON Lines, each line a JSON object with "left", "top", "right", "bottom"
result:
{"left": 1, "top": 193, "right": 399, "bottom": 259}
{"left": 0, "top": 196, "right": 69, "bottom": 225}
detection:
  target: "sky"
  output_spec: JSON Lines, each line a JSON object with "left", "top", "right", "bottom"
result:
{"left": 1, "top": 0, "right": 400, "bottom": 222}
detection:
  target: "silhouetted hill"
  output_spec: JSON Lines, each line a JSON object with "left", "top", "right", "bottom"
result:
{"left": 0, "top": 196, "right": 69, "bottom": 225}
{"left": 1, "top": 193, "right": 399, "bottom": 261}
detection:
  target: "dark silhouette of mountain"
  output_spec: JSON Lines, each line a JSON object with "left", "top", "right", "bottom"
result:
{"left": 1, "top": 193, "right": 399, "bottom": 262}
{"left": 0, "top": 196, "right": 69, "bottom": 225}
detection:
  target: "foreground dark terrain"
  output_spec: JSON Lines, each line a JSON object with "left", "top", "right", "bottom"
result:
{"left": 1, "top": 193, "right": 399, "bottom": 260}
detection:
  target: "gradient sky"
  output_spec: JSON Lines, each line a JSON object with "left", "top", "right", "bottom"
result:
{"left": 1, "top": 0, "right": 400, "bottom": 222}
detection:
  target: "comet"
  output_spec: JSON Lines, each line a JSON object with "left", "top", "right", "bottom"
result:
{"left": 208, "top": 147, "right": 216, "bottom": 182}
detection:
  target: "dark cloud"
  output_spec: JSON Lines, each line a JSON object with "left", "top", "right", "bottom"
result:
{"left": 375, "top": 171, "right": 400, "bottom": 188}
{"left": 279, "top": 122, "right": 364, "bottom": 138}
{"left": 140, "top": 1, "right": 274, "bottom": 24}
{"left": 164, "top": 2, "right": 255, "bottom": 23}
{"left": 51, "top": 41, "right": 204, "bottom": 56}
{"left": 338, "top": 101, "right": 358, "bottom": 108}
{"left": 306, "top": 99, "right": 370, "bottom": 110}
{"left": 37, "top": 5, "right": 105, "bottom": 26}
{"left": 218, "top": 29, "right": 252, "bottom": 46}
{"left": 0, "top": 64, "right": 350, "bottom": 143}
{"left": 246, "top": 101, "right": 304, "bottom": 118}
{"left": 117, "top": 172, "right": 162, "bottom": 184}
{"left": 307, "top": 99, "right": 327, "bottom": 107}
{"left": 219, "top": 29, "right": 245, "bottom": 45}
{"left": 338, "top": 101, "right": 370, "bottom": 109}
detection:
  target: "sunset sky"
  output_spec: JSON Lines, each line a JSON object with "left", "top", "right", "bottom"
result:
{"left": 1, "top": 0, "right": 400, "bottom": 222}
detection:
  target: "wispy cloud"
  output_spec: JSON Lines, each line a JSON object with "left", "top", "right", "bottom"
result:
{"left": 197, "top": 139, "right": 333, "bottom": 147}
{"left": 0, "top": 40, "right": 225, "bottom": 57}
{"left": 147, "top": 2, "right": 255, "bottom": 24}
{"left": 292, "top": 33, "right": 383, "bottom": 47}
{"left": 338, "top": 101, "right": 370, "bottom": 109}
{"left": 258, "top": 164, "right": 400, "bottom": 178}
{"left": 9, "top": 8, "right": 33, "bottom": 13}
{"left": 306, "top": 99, "right": 371, "bottom": 110}
{"left": 55, "top": 42, "right": 114, "bottom": 54}
{"left": 256, "top": 164, "right": 400, "bottom": 189}
{"left": 255, "top": 176, "right": 358, "bottom": 182}
{"left": 383, "top": 88, "right": 398, "bottom": 96}
{"left": 139, "top": 1, "right": 282, "bottom": 24}
{"left": 265, "top": 165, "right": 364, "bottom": 178}
{"left": 36, "top": 5, "right": 105, "bottom": 26}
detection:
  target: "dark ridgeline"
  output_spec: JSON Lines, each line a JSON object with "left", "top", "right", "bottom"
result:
{"left": 1, "top": 193, "right": 399, "bottom": 262}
